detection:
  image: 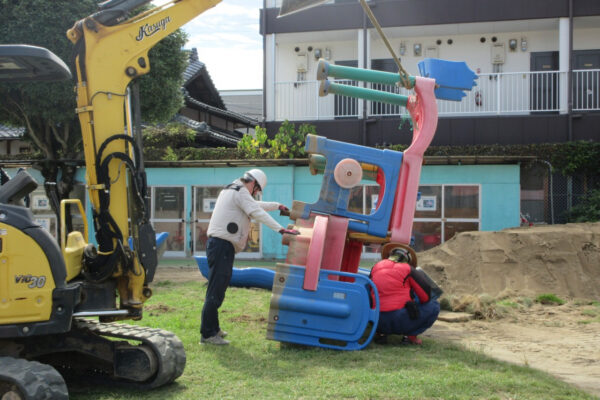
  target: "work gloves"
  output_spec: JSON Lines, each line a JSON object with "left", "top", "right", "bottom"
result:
{"left": 277, "top": 205, "right": 299, "bottom": 234}
{"left": 279, "top": 228, "right": 300, "bottom": 235}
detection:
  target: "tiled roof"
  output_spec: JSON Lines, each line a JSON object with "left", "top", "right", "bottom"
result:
{"left": 173, "top": 114, "right": 242, "bottom": 147}
{"left": 182, "top": 48, "right": 206, "bottom": 85}
{"left": 0, "top": 124, "right": 25, "bottom": 139}
{"left": 182, "top": 48, "right": 225, "bottom": 109}
{"left": 184, "top": 93, "right": 258, "bottom": 127}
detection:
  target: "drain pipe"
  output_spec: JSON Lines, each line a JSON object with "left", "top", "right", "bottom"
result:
{"left": 538, "top": 159, "right": 555, "bottom": 224}
{"left": 262, "top": 0, "right": 267, "bottom": 128}
{"left": 568, "top": 0, "right": 573, "bottom": 141}
{"left": 361, "top": 9, "right": 368, "bottom": 146}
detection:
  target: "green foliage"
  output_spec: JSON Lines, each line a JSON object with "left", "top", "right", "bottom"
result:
{"left": 269, "top": 120, "right": 312, "bottom": 159}
{"left": 0, "top": 0, "right": 192, "bottom": 214}
{"left": 143, "top": 123, "right": 196, "bottom": 149}
{"left": 136, "top": 29, "right": 189, "bottom": 123}
{"left": 162, "top": 146, "right": 178, "bottom": 161}
{"left": 0, "top": 0, "right": 189, "bottom": 142}
{"left": 237, "top": 126, "right": 270, "bottom": 158}
{"left": 236, "top": 120, "right": 312, "bottom": 160}
{"left": 535, "top": 293, "right": 566, "bottom": 305}
{"left": 565, "top": 189, "right": 600, "bottom": 223}
{"left": 547, "top": 141, "right": 600, "bottom": 176}
{"left": 0, "top": 0, "right": 97, "bottom": 133}
{"left": 386, "top": 141, "right": 600, "bottom": 178}
{"left": 175, "top": 147, "right": 243, "bottom": 161}
{"left": 142, "top": 123, "right": 243, "bottom": 161}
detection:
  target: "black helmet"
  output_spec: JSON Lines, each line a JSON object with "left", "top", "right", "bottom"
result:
{"left": 390, "top": 247, "right": 411, "bottom": 263}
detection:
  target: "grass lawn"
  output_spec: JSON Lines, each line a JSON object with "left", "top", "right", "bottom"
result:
{"left": 69, "top": 277, "right": 596, "bottom": 400}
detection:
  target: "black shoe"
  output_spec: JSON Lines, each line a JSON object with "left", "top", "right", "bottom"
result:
{"left": 374, "top": 333, "right": 388, "bottom": 345}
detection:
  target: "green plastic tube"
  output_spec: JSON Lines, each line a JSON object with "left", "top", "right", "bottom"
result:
{"left": 320, "top": 80, "right": 409, "bottom": 107}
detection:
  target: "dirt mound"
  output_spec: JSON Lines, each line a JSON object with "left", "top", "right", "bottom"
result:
{"left": 418, "top": 222, "right": 600, "bottom": 300}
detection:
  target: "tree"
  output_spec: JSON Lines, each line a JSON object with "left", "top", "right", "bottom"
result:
{"left": 138, "top": 29, "right": 188, "bottom": 123}
{"left": 0, "top": 0, "right": 188, "bottom": 236}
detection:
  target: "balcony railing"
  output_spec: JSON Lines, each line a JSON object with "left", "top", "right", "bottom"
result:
{"left": 272, "top": 69, "right": 600, "bottom": 121}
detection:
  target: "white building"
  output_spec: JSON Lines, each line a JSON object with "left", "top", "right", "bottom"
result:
{"left": 261, "top": 0, "right": 600, "bottom": 145}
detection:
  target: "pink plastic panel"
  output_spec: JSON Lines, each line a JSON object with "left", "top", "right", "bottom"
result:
{"left": 389, "top": 77, "right": 438, "bottom": 244}
{"left": 303, "top": 215, "right": 328, "bottom": 291}
{"left": 322, "top": 215, "right": 349, "bottom": 281}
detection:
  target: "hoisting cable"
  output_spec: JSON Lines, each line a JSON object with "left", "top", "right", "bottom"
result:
{"left": 358, "top": 0, "right": 413, "bottom": 89}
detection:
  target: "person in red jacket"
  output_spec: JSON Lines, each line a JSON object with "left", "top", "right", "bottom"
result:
{"left": 371, "top": 247, "right": 441, "bottom": 345}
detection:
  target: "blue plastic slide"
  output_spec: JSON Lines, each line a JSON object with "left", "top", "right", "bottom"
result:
{"left": 195, "top": 256, "right": 276, "bottom": 289}
{"left": 195, "top": 256, "right": 372, "bottom": 290}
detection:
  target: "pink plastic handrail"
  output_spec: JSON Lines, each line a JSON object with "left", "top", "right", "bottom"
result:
{"left": 389, "top": 77, "right": 438, "bottom": 244}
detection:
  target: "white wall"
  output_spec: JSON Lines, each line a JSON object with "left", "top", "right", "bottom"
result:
{"left": 0, "top": 140, "right": 30, "bottom": 156}
{"left": 275, "top": 39, "right": 358, "bottom": 82}
{"left": 574, "top": 28, "right": 600, "bottom": 50}
{"left": 272, "top": 24, "right": 600, "bottom": 79}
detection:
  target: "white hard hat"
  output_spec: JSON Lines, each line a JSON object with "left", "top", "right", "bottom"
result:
{"left": 245, "top": 168, "right": 267, "bottom": 191}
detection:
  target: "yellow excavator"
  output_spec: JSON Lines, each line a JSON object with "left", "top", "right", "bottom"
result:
{"left": 0, "top": 0, "right": 221, "bottom": 398}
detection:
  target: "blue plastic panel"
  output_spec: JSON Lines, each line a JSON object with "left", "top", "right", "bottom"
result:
{"left": 195, "top": 256, "right": 276, "bottom": 290}
{"left": 267, "top": 263, "right": 379, "bottom": 351}
{"left": 196, "top": 256, "right": 372, "bottom": 290}
{"left": 418, "top": 58, "right": 478, "bottom": 91}
{"left": 128, "top": 231, "right": 168, "bottom": 250}
{"left": 297, "top": 135, "right": 403, "bottom": 238}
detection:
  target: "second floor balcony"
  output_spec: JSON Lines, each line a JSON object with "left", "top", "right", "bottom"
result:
{"left": 271, "top": 69, "right": 600, "bottom": 122}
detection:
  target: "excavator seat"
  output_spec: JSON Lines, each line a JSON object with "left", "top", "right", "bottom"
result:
{"left": 0, "top": 170, "right": 38, "bottom": 206}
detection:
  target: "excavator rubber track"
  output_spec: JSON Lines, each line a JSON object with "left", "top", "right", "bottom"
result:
{"left": 72, "top": 318, "right": 186, "bottom": 389}
{"left": 0, "top": 356, "right": 68, "bottom": 400}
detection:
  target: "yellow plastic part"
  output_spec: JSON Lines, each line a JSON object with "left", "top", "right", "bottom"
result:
{"left": 64, "top": 232, "right": 86, "bottom": 282}
{"left": 0, "top": 223, "right": 56, "bottom": 325}
{"left": 60, "top": 199, "right": 89, "bottom": 282}
{"left": 348, "top": 232, "right": 390, "bottom": 244}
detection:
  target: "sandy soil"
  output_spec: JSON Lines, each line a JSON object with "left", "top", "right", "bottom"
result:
{"left": 418, "top": 223, "right": 600, "bottom": 300}
{"left": 427, "top": 305, "right": 600, "bottom": 397}
{"left": 153, "top": 222, "right": 600, "bottom": 397}
{"left": 417, "top": 222, "right": 600, "bottom": 396}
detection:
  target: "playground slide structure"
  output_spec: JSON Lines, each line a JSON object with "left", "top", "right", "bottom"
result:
{"left": 267, "top": 59, "right": 476, "bottom": 350}
{"left": 196, "top": 59, "right": 476, "bottom": 350}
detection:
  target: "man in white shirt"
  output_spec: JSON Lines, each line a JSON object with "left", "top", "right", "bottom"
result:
{"left": 200, "top": 169, "right": 298, "bottom": 345}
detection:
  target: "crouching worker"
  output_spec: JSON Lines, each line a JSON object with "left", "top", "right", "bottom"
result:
{"left": 371, "top": 247, "right": 441, "bottom": 345}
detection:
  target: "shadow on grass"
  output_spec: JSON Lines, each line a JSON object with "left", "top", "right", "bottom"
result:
{"left": 67, "top": 376, "right": 187, "bottom": 400}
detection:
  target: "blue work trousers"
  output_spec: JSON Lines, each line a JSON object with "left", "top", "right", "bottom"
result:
{"left": 377, "top": 300, "right": 440, "bottom": 336}
{"left": 201, "top": 237, "right": 234, "bottom": 339}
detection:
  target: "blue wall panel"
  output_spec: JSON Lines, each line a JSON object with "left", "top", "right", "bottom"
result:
{"left": 8, "top": 163, "right": 520, "bottom": 258}
{"left": 421, "top": 165, "right": 520, "bottom": 231}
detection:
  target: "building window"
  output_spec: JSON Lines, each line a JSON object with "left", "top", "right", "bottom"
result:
{"left": 413, "top": 184, "right": 480, "bottom": 252}
{"left": 29, "top": 184, "right": 86, "bottom": 239}
{"left": 31, "top": 190, "right": 57, "bottom": 237}
{"left": 151, "top": 186, "right": 186, "bottom": 256}
{"left": 348, "top": 184, "right": 382, "bottom": 256}
{"left": 349, "top": 183, "right": 480, "bottom": 255}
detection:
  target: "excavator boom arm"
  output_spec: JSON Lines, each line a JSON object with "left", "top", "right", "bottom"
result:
{"left": 68, "top": 0, "right": 221, "bottom": 310}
